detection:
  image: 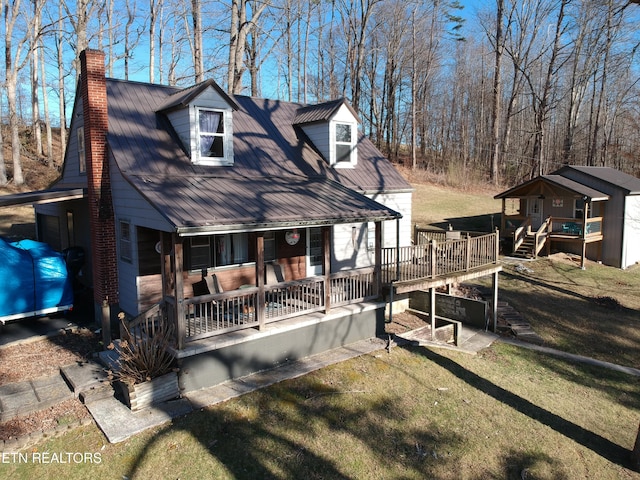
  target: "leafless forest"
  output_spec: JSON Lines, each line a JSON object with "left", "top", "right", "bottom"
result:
{"left": 1, "top": 0, "right": 640, "bottom": 188}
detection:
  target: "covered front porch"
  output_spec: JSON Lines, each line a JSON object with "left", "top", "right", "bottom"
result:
{"left": 124, "top": 230, "right": 502, "bottom": 350}
{"left": 495, "top": 174, "right": 609, "bottom": 268}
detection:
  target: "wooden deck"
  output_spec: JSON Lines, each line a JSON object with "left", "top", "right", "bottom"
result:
{"left": 127, "top": 232, "right": 501, "bottom": 348}
{"left": 381, "top": 231, "right": 501, "bottom": 293}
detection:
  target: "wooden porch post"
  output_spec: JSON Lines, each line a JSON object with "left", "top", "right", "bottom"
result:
{"left": 256, "top": 233, "right": 266, "bottom": 330}
{"left": 323, "top": 226, "right": 331, "bottom": 313}
{"left": 500, "top": 198, "right": 506, "bottom": 233}
{"left": 374, "top": 221, "right": 382, "bottom": 296}
{"left": 172, "top": 234, "right": 185, "bottom": 350}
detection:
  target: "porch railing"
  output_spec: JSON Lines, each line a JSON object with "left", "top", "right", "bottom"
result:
{"left": 178, "top": 267, "right": 378, "bottom": 343}
{"left": 513, "top": 217, "right": 532, "bottom": 253}
{"left": 549, "top": 216, "right": 603, "bottom": 237}
{"left": 381, "top": 231, "right": 499, "bottom": 283}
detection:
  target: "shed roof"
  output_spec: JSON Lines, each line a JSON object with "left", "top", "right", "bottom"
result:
{"left": 494, "top": 175, "right": 609, "bottom": 201}
{"left": 554, "top": 166, "right": 640, "bottom": 195}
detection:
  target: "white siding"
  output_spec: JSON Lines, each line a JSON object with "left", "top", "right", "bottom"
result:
{"left": 367, "top": 191, "right": 413, "bottom": 248}
{"left": 116, "top": 220, "right": 139, "bottom": 315}
{"left": 167, "top": 108, "right": 191, "bottom": 155}
{"left": 110, "top": 156, "right": 173, "bottom": 232}
{"left": 622, "top": 195, "right": 640, "bottom": 269}
{"left": 110, "top": 156, "right": 172, "bottom": 315}
{"left": 330, "top": 190, "right": 413, "bottom": 271}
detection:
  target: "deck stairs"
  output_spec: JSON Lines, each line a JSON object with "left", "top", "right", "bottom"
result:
{"left": 512, "top": 234, "right": 537, "bottom": 259}
{"left": 496, "top": 301, "right": 544, "bottom": 345}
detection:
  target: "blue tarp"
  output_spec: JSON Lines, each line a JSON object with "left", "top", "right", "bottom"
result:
{"left": 0, "top": 237, "right": 73, "bottom": 321}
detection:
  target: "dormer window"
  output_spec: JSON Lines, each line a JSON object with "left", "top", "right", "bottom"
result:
{"left": 199, "top": 109, "right": 225, "bottom": 158}
{"left": 194, "top": 107, "right": 233, "bottom": 166}
{"left": 332, "top": 121, "right": 357, "bottom": 167}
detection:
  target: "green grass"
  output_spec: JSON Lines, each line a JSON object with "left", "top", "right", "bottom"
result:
{"left": 2, "top": 343, "right": 638, "bottom": 479}
{"left": 1, "top": 183, "right": 639, "bottom": 479}
{"left": 411, "top": 182, "right": 502, "bottom": 232}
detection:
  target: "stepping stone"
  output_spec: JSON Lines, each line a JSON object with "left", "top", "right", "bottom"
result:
{"left": 0, "top": 376, "right": 72, "bottom": 421}
{"left": 60, "top": 361, "right": 110, "bottom": 398}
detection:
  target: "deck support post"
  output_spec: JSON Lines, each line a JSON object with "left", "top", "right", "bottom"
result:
{"left": 492, "top": 271, "right": 499, "bottom": 332}
{"left": 429, "top": 286, "right": 436, "bottom": 341}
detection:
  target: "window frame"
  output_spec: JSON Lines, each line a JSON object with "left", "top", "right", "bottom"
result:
{"left": 186, "top": 233, "right": 251, "bottom": 272}
{"left": 193, "top": 107, "right": 233, "bottom": 166}
{"left": 119, "top": 220, "right": 133, "bottom": 263}
{"left": 331, "top": 121, "right": 357, "bottom": 168}
{"left": 77, "top": 126, "right": 86, "bottom": 174}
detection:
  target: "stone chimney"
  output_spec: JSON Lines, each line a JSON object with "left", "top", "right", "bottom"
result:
{"left": 79, "top": 49, "right": 119, "bottom": 340}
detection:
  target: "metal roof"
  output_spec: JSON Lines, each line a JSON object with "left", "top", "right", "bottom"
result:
{"left": 293, "top": 98, "right": 361, "bottom": 125}
{"left": 554, "top": 166, "right": 640, "bottom": 195}
{"left": 0, "top": 187, "right": 86, "bottom": 207}
{"left": 154, "top": 79, "right": 239, "bottom": 113}
{"left": 495, "top": 175, "right": 609, "bottom": 201}
{"left": 103, "top": 79, "right": 411, "bottom": 232}
{"left": 125, "top": 174, "right": 401, "bottom": 235}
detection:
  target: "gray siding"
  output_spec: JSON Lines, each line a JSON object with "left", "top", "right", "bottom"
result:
{"left": 57, "top": 100, "right": 88, "bottom": 187}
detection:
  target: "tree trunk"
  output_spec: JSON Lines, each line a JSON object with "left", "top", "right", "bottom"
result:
{"left": 490, "top": 0, "right": 504, "bottom": 185}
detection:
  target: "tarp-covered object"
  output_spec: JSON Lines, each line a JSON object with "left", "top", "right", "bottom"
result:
{"left": 0, "top": 237, "right": 73, "bottom": 322}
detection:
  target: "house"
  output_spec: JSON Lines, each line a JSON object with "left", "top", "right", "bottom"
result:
{"left": 495, "top": 166, "right": 640, "bottom": 269}
{"left": 22, "top": 49, "right": 414, "bottom": 389}
{"left": 0, "top": 49, "right": 501, "bottom": 392}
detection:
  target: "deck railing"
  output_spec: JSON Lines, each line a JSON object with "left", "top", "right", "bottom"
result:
{"left": 549, "top": 216, "right": 603, "bottom": 237}
{"left": 381, "top": 231, "right": 499, "bottom": 283}
{"left": 176, "top": 268, "right": 378, "bottom": 343}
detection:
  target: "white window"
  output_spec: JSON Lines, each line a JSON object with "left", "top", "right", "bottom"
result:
{"left": 119, "top": 221, "right": 132, "bottom": 263}
{"left": 77, "top": 127, "right": 86, "bottom": 174}
{"left": 332, "top": 122, "right": 357, "bottom": 167}
{"left": 194, "top": 108, "right": 233, "bottom": 166}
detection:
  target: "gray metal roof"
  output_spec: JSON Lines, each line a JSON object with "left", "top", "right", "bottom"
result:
{"left": 495, "top": 175, "right": 609, "bottom": 201}
{"left": 0, "top": 187, "right": 86, "bottom": 207}
{"left": 155, "top": 79, "right": 239, "bottom": 113}
{"left": 555, "top": 166, "right": 640, "bottom": 195}
{"left": 293, "top": 98, "right": 361, "bottom": 125}
{"left": 104, "top": 79, "right": 410, "bottom": 232}
{"left": 125, "top": 174, "right": 400, "bottom": 234}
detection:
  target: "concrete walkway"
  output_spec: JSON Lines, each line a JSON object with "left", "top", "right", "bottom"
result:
{"left": 2, "top": 326, "right": 639, "bottom": 448}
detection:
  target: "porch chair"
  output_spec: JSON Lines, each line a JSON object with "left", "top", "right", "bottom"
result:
{"left": 265, "top": 262, "right": 286, "bottom": 284}
{"left": 204, "top": 273, "right": 224, "bottom": 294}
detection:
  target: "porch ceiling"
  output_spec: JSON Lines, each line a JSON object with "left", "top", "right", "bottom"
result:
{"left": 495, "top": 175, "right": 609, "bottom": 202}
{"left": 126, "top": 174, "right": 402, "bottom": 235}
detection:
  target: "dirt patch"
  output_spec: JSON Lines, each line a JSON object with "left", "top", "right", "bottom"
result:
{"left": 0, "top": 329, "right": 101, "bottom": 443}
{"left": 0, "top": 328, "right": 101, "bottom": 385}
{"left": 385, "top": 311, "right": 430, "bottom": 335}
